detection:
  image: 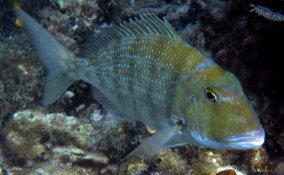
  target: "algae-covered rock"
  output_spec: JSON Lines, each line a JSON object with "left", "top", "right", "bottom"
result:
{"left": 6, "top": 110, "right": 93, "bottom": 149}
{"left": 248, "top": 147, "right": 270, "bottom": 173}
{"left": 0, "top": 110, "right": 142, "bottom": 175}
{"left": 0, "top": 110, "right": 105, "bottom": 174}
{"left": 119, "top": 158, "right": 148, "bottom": 175}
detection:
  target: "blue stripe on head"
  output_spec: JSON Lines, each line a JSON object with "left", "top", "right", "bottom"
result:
{"left": 192, "top": 58, "right": 215, "bottom": 73}
{"left": 181, "top": 58, "right": 215, "bottom": 80}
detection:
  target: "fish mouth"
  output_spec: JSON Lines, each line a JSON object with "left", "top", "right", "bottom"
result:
{"left": 224, "top": 128, "right": 265, "bottom": 149}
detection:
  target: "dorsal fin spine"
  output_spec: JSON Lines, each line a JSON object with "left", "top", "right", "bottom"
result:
{"left": 120, "top": 23, "right": 135, "bottom": 36}
{"left": 105, "top": 28, "right": 117, "bottom": 40}
{"left": 137, "top": 17, "right": 155, "bottom": 33}
{"left": 98, "top": 36, "right": 107, "bottom": 47}
{"left": 139, "top": 21, "right": 151, "bottom": 33}
{"left": 129, "top": 18, "right": 145, "bottom": 35}
{"left": 137, "top": 20, "right": 148, "bottom": 34}
{"left": 114, "top": 25, "right": 128, "bottom": 37}
{"left": 94, "top": 38, "right": 104, "bottom": 51}
{"left": 147, "top": 17, "right": 162, "bottom": 34}
{"left": 110, "top": 27, "right": 123, "bottom": 38}
{"left": 110, "top": 30, "right": 120, "bottom": 40}
{"left": 150, "top": 15, "right": 167, "bottom": 34}
{"left": 164, "top": 18, "right": 177, "bottom": 38}
{"left": 142, "top": 16, "right": 158, "bottom": 34}
{"left": 90, "top": 40, "right": 99, "bottom": 51}
{"left": 143, "top": 15, "right": 160, "bottom": 35}
{"left": 80, "top": 13, "right": 180, "bottom": 58}
{"left": 89, "top": 39, "right": 98, "bottom": 52}
{"left": 147, "top": 16, "right": 164, "bottom": 34}
{"left": 110, "top": 27, "right": 122, "bottom": 39}
{"left": 123, "top": 19, "right": 135, "bottom": 36}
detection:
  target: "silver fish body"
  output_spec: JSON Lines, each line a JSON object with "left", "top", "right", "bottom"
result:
{"left": 75, "top": 36, "right": 190, "bottom": 130}
{"left": 14, "top": 8, "right": 265, "bottom": 159}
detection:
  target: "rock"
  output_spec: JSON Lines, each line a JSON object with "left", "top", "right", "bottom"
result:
{"left": 0, "top": 110, "right": 104, "bottom": 174}
{"left": 249, "top": 147, "right": 270, "bottom": 173}
{"left": 90, "top": 109, "right": 104, "bottom": 122}
{"left": 275, "top": 161, "right": 284, "bottom": 175}
{"left": 156, "top": 150, "right": 189, "bottom": 175}
{"left": 216, "top": 169, "right": 237, "bottom": 175}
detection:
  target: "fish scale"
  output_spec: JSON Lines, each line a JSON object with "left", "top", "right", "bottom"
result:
{"left": 14, "top": 6, "right": 265, "bottom": 160}
{"left": 80, "top": 35, "right": 189, "bottom": 128}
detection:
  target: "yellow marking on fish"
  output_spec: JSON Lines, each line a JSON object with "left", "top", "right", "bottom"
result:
{"left": 15, "top": 18, "right": 24, "bottom": 27}
{"left": 12, "top": 0, "right": 24, "bottom": 27}
{"left": 12, "top": 0, "right": 21, "bottom": 9}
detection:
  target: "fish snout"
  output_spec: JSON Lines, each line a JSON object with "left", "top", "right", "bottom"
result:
{"left": 224, "top": 128, "right": 265, "bottom": 149}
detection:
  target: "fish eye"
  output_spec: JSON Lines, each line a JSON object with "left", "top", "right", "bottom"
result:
{"left": 204, "top": 88, "right": 218, "bottom": 102}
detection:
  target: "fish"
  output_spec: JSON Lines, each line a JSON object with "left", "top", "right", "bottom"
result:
{"left": 250, "top": 4, "right": 284, "bottom": 22}
{"left": 13, "top": 4, "right": 265, "bottom": 160}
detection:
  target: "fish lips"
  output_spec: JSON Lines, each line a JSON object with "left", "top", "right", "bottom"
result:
{"left": 190, "top": 123, "right": 265, "bottom": 150}
{"left": 223, "top": 127, "right": 265, "bottom": 149}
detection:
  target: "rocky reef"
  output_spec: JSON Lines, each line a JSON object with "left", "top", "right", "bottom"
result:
{"left": 0, "top": 0, "right": 283, "bottom": 174}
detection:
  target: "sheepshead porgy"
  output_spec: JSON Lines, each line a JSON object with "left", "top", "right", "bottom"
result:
{"left": 14, "top": 8, "right": 265, "bottom": 159}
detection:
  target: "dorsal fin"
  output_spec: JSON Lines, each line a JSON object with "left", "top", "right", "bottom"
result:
{"left": 80, "top": 14, "right": 180, "bottom": 58}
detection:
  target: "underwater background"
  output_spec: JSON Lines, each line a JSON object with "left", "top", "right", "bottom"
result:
{"left": 0, "top": 0, "right": 284, "bottom": 174}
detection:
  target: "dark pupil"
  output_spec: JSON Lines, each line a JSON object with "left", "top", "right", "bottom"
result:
{"left": 207, "top": 92, "right": 216, "bottom": 101}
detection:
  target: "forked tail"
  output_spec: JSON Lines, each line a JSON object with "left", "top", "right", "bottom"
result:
{"left": 13, "top": 3, "right": 78, "bottom": 106}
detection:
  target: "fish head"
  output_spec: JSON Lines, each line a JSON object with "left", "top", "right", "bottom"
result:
{"left": 183, "top": 62, "right": 265, "bottom": 150}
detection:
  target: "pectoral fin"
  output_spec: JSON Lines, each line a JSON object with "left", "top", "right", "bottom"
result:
{"left": 123, "top": 125, "right": 182, "bottom": 161}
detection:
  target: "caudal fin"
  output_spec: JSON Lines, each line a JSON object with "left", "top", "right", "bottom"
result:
{"left": 13, "top": 8, "right": 78, "bottom": 106}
